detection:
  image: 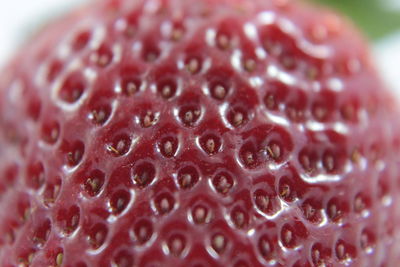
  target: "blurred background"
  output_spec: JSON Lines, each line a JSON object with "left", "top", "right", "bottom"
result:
{"left": 312, "top": 0, "right": 400, "bottom": 39}
{"left": 0, "top": 0, "right": 399, "bottom": 93}
{"left": 311, "top": 0, "right": 400, "bottom": 95}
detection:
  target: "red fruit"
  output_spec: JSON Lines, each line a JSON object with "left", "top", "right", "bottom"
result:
{"left": 0, "top": 0, "right": 399, "bottom": 266}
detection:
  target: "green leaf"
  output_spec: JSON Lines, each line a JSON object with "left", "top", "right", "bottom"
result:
{"left": 311, "top": 0, "right": 400, "bottom": 40}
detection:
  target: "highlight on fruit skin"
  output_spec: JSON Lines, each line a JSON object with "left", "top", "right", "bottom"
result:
{"left": 0, "top": 0, "right": 400, "bottom": 266}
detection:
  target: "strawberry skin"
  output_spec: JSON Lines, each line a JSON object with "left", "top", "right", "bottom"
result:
{"left": 1, "top": 0, "right": 400, "bottom": 266}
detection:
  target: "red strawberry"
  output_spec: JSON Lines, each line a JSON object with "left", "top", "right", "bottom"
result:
{"left": 1, "top": 0, "right": 400, "bottom": 266}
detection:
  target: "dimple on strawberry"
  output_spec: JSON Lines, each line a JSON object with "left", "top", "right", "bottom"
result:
{"left": 0, "top": 0, "right": 400, "bottom": 266}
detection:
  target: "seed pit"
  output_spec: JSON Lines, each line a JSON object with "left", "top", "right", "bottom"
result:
{"left": 239, "top": 142, "right": 259, "bottom": 168}
{"left": 243, "top": 58, "right": 256, "bottom": 72}
{"left": 41, "top": 121, "right": 60, "bottom": 144}
{"left": 57, "top": 205, "right": 80, "bottom": 234}
{"left": 185, "top": 57, "right": 202, "bottom": 74}
{"left": 260, "top": 24, "right": 298, "bottom": 56}
{"left": 312, "top": 104, "right": 328, "bottom": 121}
{"left": 142, "top": 44, "right": 160, "bottom": 62}
{"left": 179, "top": 105, "right": 201, "bottom": 127}
{"left": 199, "top": 134, "right": 221, "bottom": 155}
{"left": 258, "top": 235, "right": 274, "bottom": 260}
{"left": 326, "top": 197, "right": 348, "bottom": 223}
{"left": 264, "top": 93, "right": 277, "bottom": 110}
{"left": 26, "top": 97, "right": 42, "bottom": 121}
{"left": 311, "top": 243, "right": 327, "bottom": 266}
{"left": 178, "top": 166, "right": 200, "bottom": 189}
{"left": 171, "top": 25, "right": 185, "bottom": 41}
{"left": 230, "top": 207, "right": 248, "bottom": 229}
{"left": 132, "top": 219, "right": 153, "bottom": 244}
{"left": 47, "top": 60, "right": 63, "bottom": 82}
{"left": 285, "top": 105, "right": 305, "bottom": 122}
{"left": 64, "top": 140, "right": 85, "bottom": 167}
{"left": 42, "top": 176, "right": 62, "bottom": 206}
{"left": 298, "top": 148, "right": 318, "bottom": 173}
{"left": 90, "top": 44, "right": 113, "bottom": 67}
{"left": 279, "top": 54, "right": 296, "bottom": 70}
{"left": 158, "top": 136, "right": 178, "bottom": 158}
{"left": 32, "top": 219, "right": 51, "bottom": 248}
{"left": 132, "top": 162, "right": 156, "bottom": 188}
{"left": 167, "top": 234, "right": 186, "bottom": 257}
{"left": 377, "top": 177, "right": 390, "bottom": 200}
{"left": 360, "top": 229, "right": 375, "bottom": 252}
{"left": 89, "top": 104, "right": 111, "bottom": 125}
{"left": 254, "top": 191, "right": 270, "bottom": 213}
{"left": 5, "top": 228, "right": 15, "bottom": 244}
{"left": 56, "top": 250, "right": 64, "bottom": 266}
{"left": 109, "top": 190, "right": 131, "bottom": 215}
{"left": 265, "top": 141, "right": 282, "bottom": 162}
{"left": 284, "top": 90, "right": 307, "bottom": 121}
{"left": 281, "top": 224, "right": 296, "bottom": 248}
{"left": 279, "top": 183, "right": 291, "bottom": 199}
{"left": 124, "top": 12, "right": 138, "bottom": 37}
{"left": 227, "top": 106, "right": 248, "bottom": 127}
{"left": 254, "top": 189, "right": 279, "bottom": 216}
{"left": 278, "top": 177, "right": 296, "bottom": 202}
{"left": 354, "top": 193, "right": 370, "bottom": 214}
{"left": 83, "top": 169, "right": 105, "bottom": 197}
{"left": 191, "top": 204, "right": 210, "bottom": 224}
{"left": 313, "top": 92, "right": 335, "bottom": 121}
{"left": 121, "top": 78, "right": 141, "bottom": 96}
{"left": 72, "top": 30, "right": 91, "bottom": 51}
{"left": 211, "top": 84, "right": 227, "bottom": 100}
{"left": 17, "top": 195, "right": 31, "bottom": 223}
{"left": 322, "top": 152, "right": 336, "bottom": 173}
{"left": 145, "top": 51, "right": 160, "bottom": 62}
{"left": 87, "top": 223, "right": 108, "bottom": 249}
{"left": 216, "top": 33, "right": 230, "bottom": 50}
{"left": 154, "top": 192, "right": 175, "bottom": 215}
{"left": 59, "top": 72, "right": 86, "bottom": 103}
{"left": 17, "top": 249, "right": 37, "bottom": 266}
{"left": 141, "top": 111, "right": 159, "bottom": 128}
{"left": 301, "top": 199, "right": 322, "bottom": 224}
{"left": 335, "top": 240, "right": 356, "bottom": 261}
{"left": 107, "top": 134, "right": 131, "bottom": 156}
{"left": 212, "top": 172, "right": 234, "bottom": 195}
{"left": 211, "top": 233, "right": 227, "bottom": 254}
{"left": 263, "top": 82, "right": 288, "bottom": 110}
{"left": 157, "top": 79, "right": 177, "bottom": 99}
{"left": 113, "top": 250, "right": 134, "bottom": 267}
{"left": 26, "top": 162, "right": 45, "bottom": 190}
{"left": 340, "top": 101, "right": 358, "bottom": 122}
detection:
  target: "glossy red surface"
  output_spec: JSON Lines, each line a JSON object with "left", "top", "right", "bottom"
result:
{"left": 0, "top": 0, "right": 400, "bottom": 266}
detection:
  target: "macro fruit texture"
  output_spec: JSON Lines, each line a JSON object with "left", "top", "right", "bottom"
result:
{"left": 0, "top": 0, "right": 400, "bottom": 266}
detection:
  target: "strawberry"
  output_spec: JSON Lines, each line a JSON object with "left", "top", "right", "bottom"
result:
{"left": 0, "top": 0, "right": 400, "bottom": 266}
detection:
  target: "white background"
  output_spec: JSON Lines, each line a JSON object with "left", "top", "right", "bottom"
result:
{"left": 0, "top": 0, "right": 399, "bottom": 96}
{"left": 0, "top": 0, "right": 88, "bottom": 63}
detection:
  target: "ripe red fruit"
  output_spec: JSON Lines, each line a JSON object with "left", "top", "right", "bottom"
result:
{"left": 1, "top": 0, "right": 400, "bottom": 266}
